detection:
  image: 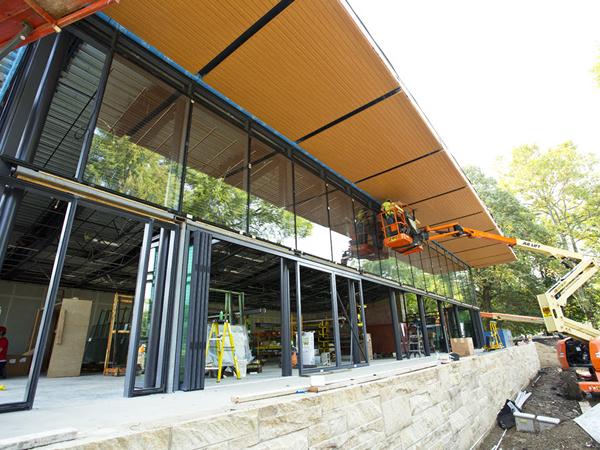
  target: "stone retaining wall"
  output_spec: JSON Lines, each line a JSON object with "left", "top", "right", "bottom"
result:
{"left": 53, "top": 343, "right": 541, "bottom": 450}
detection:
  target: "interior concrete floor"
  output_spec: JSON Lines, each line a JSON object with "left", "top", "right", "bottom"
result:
{"left": 0, "top": 355, "right": 444, "bottom": 440}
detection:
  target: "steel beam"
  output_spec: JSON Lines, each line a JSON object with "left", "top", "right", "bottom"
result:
{"left": 437, "top": 300, "right": 451, "bottom": 353}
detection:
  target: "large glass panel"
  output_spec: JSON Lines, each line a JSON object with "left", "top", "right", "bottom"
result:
{"left": 363, "top": 281, "right": 396, "bottom": 360}
{"left": 33, "top": 42, "right": 107, "bottom": 177}
{"left": 85, "top": 54, "right": 185, "bottom": 210}
{"left": 395, "top": 252, "right": 415, "bottom": 286}
{"left": 0, "top": 189, "right": 68, "bottom": 407}
{"left": 183, "top": 102, "right": 247, "bottom": 231}
{"left": 408, "top": 253, "right": 426, "bottom": 291}
{"left": 327, "top": 188, "right": 359, "bottom": 268}
{"left": 294, "top": 165, "right": 332, "bottom": 261}
{"left": 352, "top": 202, "right": 380, "bottom": 276}
{"left": 298, "top": 266, "right": 336, "bottom": 371}
{"left": 248, "top": 138, "right": 296, "bottom": 245}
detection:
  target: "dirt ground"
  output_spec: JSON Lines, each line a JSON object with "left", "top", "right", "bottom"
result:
{"left": 479, "top": 366, "right": 599, "bottom": 450}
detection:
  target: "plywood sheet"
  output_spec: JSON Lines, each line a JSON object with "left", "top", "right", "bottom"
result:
{"left": 204, "top": 0, "right": 399, "bottom": 140}
{"left": 302, "top": 92, "right": 440, "bottom": 182}
{"left": 357, "top": 151, "right": 464, "bottom": 204}
{"left": 106, "top": 0, "right": 277, "bottom": 73}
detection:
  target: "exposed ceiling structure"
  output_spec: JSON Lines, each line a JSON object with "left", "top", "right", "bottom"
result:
{"left": 105, "top": 0, "right": 515, "bottom": 268}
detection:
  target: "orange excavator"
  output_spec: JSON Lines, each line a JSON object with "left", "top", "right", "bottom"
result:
{"left": 379, "top": 203, "right": 600, "bottom": 395}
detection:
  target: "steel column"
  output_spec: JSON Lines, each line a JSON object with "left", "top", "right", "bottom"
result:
{"left": 330, "top": 273, "right": 342, "bottom": 368}
{"left": 280, "top": 259, "right": 292, "bottom": 376}
{"left": 25, "top": 197, "right": 78, "bottom": 405}
{"left": 388, "top": 288, "right": 403, "bottom": 360}
{"left": 417, "top": 295, "right": 431, "bottom": 356}
{"left": 295, "top": 262, "right": 304, "bottom": 373}
{"left": 452, "top": 305, "right": 463, "bottom": 338}
{"left": 437, "top": 300, "right": 451, "bottom": 353}
{"left": 358, "top": 280, "right": 369, "bottom": 364}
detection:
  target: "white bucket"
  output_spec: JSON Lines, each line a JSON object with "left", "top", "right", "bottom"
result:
{"left": 238, "top": 359, "right": 248, "bottom": 378}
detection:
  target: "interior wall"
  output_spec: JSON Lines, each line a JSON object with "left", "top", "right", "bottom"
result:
{"left": 0, "top": 280, "right": 117, "bottom": 356}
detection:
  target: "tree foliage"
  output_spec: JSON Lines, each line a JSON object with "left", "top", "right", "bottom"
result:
{"left": 86, "top": 131, "right": 312, "bottom": 244}
{"left": 466, "top": 143, "right": 600, "bottom": 335}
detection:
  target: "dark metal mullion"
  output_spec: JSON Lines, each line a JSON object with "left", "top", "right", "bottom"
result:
{"left": 291, "top": 160, "right": 298, "bottom": 250}
{"left": 358, "top": 280, "right": 369, "bottom": 364}
{"left": 125, "top": 219, "right": 153, "bottom": 397}
{"left": 468, "top": 267, "right": 477, "bottom": 305}
{"left": 182, "top": 230, "right": 200, "bottom": 390}
{"left": 25, "top": 197, "right": 78, "bottom": 406}
{"left": 245, "top": 124, "right": 252, "bottom": 234}
{"left": 295, "top": 262, "right": 304, "bottom": 375}
{"left": 416, "top": 295, "right": 431, "bottom": 356}
{"left": 426, "top": 246, "right": 438, "bottom": 294}
{"left": 195, "top": 231, "right": 212, "bottom": 390}
{"left": 347, "top": 279, "right": 360, "bottom": 364}
{"left": 437, "top": 300, "right": 451, "bottom": 353}
{"left": 452, "top": 305, "right": 462, "bottom": 338}
{"left": 330, "top": 273, "right": 341, "bottom": 368}
{"left": 280, "top": 258, "right": 292, "bottom": 376}
{"left": 156, "top": 228, "right": 179, "bottom": 389}
{"left": 144, "top": 228, "right": 170, "bottom": 388}
{"left": 0, "top": 188, "right": 24, "bottom": 269}
{"left": 325, "top": 182, "right": 334, "bottom": 262}
{"left": 175, "top": 87, "right": 194, "bottom": 213}
{"left": 388, "top": 288, "right": 403, "bottom": 361}
{"left": 175, "top": 228, "right": 191, "bottom": 390}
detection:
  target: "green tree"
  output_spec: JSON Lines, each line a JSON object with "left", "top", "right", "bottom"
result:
{"left": 499, "top": 142, "right": 599, "bottom": 253}
{"left": 86, "top": 131, "right": 312, "bottom": 244}
{"left": 465, "top": 166, "right": 557, "bottom": 334}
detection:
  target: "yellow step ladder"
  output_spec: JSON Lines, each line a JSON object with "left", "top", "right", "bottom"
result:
{"left": 206, "top": 321, "right": 241, "bottom": 382}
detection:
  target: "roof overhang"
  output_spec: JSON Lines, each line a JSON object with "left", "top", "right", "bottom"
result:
{"left": 104, "top": 0, "right": 515, "bottom": 268}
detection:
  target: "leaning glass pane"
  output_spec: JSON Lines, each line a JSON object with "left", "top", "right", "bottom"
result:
{"left": 248, "top": 138, "right": 296, "bottom": 245}
{"left": 182, "top": 102, "right": 248, "bottom": 231}
{"left": 327, "top": 187, "right": 359, "bottom": 269}
{"left": 395, "top": 251, "right": 415, "bottom": 286}
{"left": 85, "top": 55, "right": 185, "bottom": 210}
{"left": 294, "top": 164, "right": 332, "bottom": 261}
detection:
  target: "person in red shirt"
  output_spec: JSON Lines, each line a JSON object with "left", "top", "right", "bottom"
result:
{"left": 0, "top": 326, "right": 8, "bottom": 379}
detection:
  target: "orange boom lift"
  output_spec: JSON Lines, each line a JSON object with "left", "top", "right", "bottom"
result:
{"left": 379, "top": 206, "right": 600, "bottom": 395}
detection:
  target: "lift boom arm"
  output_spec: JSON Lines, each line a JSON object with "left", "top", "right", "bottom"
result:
{"left": 421, "top": 223, "right": 600, "bottom": 343}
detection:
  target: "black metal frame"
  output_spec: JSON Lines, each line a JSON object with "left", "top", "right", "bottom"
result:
{"left": 416, "top": 295, "right": 431, "bottom": 356}
{"left": 295, "top": 262, "right": 368, "bottom": 375}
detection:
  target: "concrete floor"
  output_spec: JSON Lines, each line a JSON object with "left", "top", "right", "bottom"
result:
{"left": 0, "top": 355, "right": 443, "bottom": 440}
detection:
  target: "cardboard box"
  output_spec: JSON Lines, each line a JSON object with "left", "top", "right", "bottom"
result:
{"left": 6, "top": 354, "right": 32, "bottom": 377}
{"left": 450, "top": 337, "right": 474, "bottom": 356}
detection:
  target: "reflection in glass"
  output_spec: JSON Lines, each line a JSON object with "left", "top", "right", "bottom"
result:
{"left": 294, "top": 166, "right": 332, "bottom": 260}
{"left": 327, "top": 188, "right": 359, "bottom": 268}
{"left": 85, "top": 55, "right": 185, "bottom": 210}
{"left": 248, "top": 138, "right": 297, "bottom": 245}
{"left": 183, "top": 102, "right": 248, "bottom": 231}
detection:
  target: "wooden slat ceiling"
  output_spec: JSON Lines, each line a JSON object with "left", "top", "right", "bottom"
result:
{"left": 105, "top": 0, "right": 515, "bottom": 268}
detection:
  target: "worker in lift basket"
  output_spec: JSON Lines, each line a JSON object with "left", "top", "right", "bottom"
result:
{"left": 381, "top": 200, "right": 399, "bottom": 237}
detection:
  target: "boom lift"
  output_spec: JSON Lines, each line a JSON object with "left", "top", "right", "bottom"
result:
{"left": 378, "top": 209, "right": 600, "bottom": 394}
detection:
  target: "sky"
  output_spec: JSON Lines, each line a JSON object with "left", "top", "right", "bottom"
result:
{"left": 349, "top": 0, "right": 600, "bottom": 176}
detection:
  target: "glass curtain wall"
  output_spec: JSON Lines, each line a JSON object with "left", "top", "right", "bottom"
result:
{"left": 5, "top": 28, "right": 476, "bottom": 303}
{"left": 84, "top": 54, "right": 186, "bottom": 210}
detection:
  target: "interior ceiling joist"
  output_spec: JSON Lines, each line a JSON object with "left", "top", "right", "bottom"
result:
{"left": 105, "top": 0, "right": 515, "bottom": 268}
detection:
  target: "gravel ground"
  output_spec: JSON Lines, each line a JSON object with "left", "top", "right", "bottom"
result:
{"left": 479, "top": 367, "right": 599, "bottom": 450}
